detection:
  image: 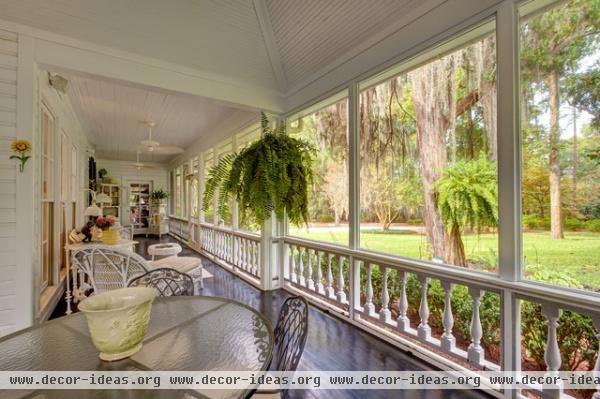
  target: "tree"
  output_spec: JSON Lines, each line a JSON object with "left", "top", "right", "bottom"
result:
{"left": 410, "top": 54, "right": 456, "bottom": 261}
{"left": 323, "top": 163, "right": 348, "bottom": 225}
{"left": 436, "top": 158, "right": 498, "bottom": 267}
{"left": 520, "top": 0, "right": 600, "bottom": 239}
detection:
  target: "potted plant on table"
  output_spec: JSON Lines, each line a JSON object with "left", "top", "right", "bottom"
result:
{"left": 96, "top": 216, "right": 118, "bottom": 244}
{"left": 203, "top": 113, "right": 315, "bottom": 227}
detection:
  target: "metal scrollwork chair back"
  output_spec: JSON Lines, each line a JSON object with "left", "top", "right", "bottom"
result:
{"left": 71, "top": 246, "right": 149, "bottom": 294}
{"left": 128, "top": 268, "right": 195, "bottom": 296}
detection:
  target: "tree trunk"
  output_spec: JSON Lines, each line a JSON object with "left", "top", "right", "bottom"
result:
{"left": 475, "top": 37, "right": 498, "bottom": 161}
{"left": 572, "top": 106, "right": 577, "bottom": 192}
{"left": 410, "top": 56, "right": 456, "bottom": 261}
{"left": 546, "top": 70, "right": 564, "bottom": 240}
{"left": 447, "top": 223, "right": 467, "bottom": 267}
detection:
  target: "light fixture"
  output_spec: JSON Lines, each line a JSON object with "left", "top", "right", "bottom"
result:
{"left": 84, "top": 204, "right": 102, "bottom": 217}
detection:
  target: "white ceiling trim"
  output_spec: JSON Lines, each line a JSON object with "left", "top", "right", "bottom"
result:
{"left": 253, "top": 0, "right": 288, "bottom": 93}
{"left": 0, "top": 17, "right": 284, "bottom": 112}
{"left": 282, "top": 0, "right": 445, "bottom": 99}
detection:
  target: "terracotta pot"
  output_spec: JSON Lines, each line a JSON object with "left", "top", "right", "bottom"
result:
{"left": 78, "top": 287, "right": 156, "bottom": 361}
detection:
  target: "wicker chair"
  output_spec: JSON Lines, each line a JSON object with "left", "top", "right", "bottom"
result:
{"left": 128, "top": 268, "right": 194, "bottom": 296}
{"left": 252, "top": 296, "right": 309, "bottom": 399}
{"left": 71, "top": 246, "right": 149, "bottom": 295}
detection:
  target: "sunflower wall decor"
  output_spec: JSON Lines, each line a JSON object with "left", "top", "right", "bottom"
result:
{"left": 10, "top": 140, "right": 32, "bottom": 172}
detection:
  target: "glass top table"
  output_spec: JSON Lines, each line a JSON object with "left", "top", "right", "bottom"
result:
{"left": 0, "top": 296, "right": 274, "bottom": 399}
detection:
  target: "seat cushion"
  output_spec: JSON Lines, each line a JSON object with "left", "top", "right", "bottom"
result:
{"left": 149, "top": 256, "right": 202, "bottom": 274}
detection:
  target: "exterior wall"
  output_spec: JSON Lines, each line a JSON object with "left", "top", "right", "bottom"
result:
{"left": 0, "top": 29, "right": 19, "bottom": 336}
{"left": 34, "top": 65, "right": 91, "bottom": 322}
{"left": 95, "top": 159, "right": 169, "bottom": 225}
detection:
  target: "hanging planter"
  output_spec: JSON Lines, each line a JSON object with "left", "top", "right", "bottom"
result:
{"left": 10, "top": 140, "right": 32, "bottom": 172}
{"left": 203, "top": 113, "right": 315, "bottom": 226}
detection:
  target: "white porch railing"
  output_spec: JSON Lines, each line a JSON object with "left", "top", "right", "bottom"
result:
{"left": 276, "top": 236, "right": 600, "bottom": 399}
{"left": 174, "top": 222, "right": 600, "bottom": 398}
{"left": 196, "top": 222, "right": 261, "bottom": 283}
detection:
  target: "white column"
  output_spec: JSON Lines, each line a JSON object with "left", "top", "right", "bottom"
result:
{"left": 468, "top": 287, "right": 485, "bottom": 367}
{"left": 440, "top": 281, "right": 456, "bottom": 353}
{"left": 417, "top": 275, "right": 431, "bottom": 341}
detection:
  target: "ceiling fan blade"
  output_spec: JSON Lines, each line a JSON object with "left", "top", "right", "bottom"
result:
{"left": 150, "top": 145, "right": 184, "bottom": 155}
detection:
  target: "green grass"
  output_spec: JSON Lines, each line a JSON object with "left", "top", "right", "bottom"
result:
{"left": 289, "top": 228, "right": 600, "bottom": 290}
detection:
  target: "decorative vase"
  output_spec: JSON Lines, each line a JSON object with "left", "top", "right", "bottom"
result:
{"left": 78, "top": 287, "right": 156, "bottom": 361}
{"left": 101, "top": 229, "right": 120, "bottom": 245}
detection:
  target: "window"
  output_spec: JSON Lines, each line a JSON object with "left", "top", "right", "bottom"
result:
{"left": 520, "top": 0, "right": 600, "bottom": 291}
{"left": 203, "top": 150, "right": 214, "bottom": 223}
{"left": 71, "top": 145, "right": 78, "bottom": 203}
{"left": 40, "top": 102, "right": 55, "bottom": 290}
{"left": 288, "top": 95, "right": 349, "bottom": 245}
{"left": 359, "top": 24, "right": 499, "bottom": 272}
{"left": 182, "top": 163, "right": 189, "bottom": 219}
{"left": 190, "top": 157, "right": 199, "bottom": 219}
{"left": 174, "top": 166, "right": 182, "bottom": 217}
{"left": 237, "top": 126, "right": 261, "bottom": 232}
{"left": 217, "top": 142, "right": 233, "bottom": 227}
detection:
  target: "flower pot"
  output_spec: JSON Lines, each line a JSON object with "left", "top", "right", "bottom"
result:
{"left": 78, "top": 287, "right": 156, "bottom": 361}
{"left": 101, "top": 229, "right": 120, "bottom": 245}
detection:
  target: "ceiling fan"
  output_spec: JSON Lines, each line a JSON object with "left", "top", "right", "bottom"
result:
{"left": 140, "top": 121, "right": 184, "bottom": 155}
{"left": 131, "top": 150, "right": 154, "bottom": 170}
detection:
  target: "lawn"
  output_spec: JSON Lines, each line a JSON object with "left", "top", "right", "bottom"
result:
{"left": 289, "top": 228, "right": 600, "bottom": 291}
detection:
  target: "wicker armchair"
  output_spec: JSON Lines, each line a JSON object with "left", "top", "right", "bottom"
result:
{"left": 71, "top": 246, "right": 149, "bottom": 295}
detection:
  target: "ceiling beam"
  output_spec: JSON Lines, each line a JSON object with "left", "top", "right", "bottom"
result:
{"left": 253, "top": 0, "right": 288, "bottom": 93}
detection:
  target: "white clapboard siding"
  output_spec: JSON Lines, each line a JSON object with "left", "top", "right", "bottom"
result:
{"left": 0, "top": 29, "right": 18, "bottom": 337}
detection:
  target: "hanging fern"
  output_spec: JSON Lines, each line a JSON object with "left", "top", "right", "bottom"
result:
{"left": 203, "top": 113, "right": 316, "bottom": 226}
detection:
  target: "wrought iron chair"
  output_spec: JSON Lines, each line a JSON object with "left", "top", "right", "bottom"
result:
{"left": 251, "top": 296, "right": 309, "bottom": 399}
{"left": 128, "top": 268, "right": 194, "bottom": 296}
{"left": 71, "top": 246, "right": 149, "bottom": 295}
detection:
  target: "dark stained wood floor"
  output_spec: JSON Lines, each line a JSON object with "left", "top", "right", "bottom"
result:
{"left": 54, "top": 235, "right": 493, "bottom": 399}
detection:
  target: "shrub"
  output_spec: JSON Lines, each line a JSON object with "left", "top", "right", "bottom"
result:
{"left": 586, "top": 219, "right": 600, "bottom": 232}
{"left": 565, "top": 218, "right": 586, "bottom": 231}
{"left": 407, "top": 219, "right": 423, "bottom": 225}
{"left": 523, "top": 214, "right": 541, "bottom": 229}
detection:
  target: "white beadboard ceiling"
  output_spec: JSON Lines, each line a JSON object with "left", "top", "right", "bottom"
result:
{"left": 0, "top": 0, "right": 442, "bottom": 95}
{"left": 63, "top": 72, "right": 257, "bottom": 163}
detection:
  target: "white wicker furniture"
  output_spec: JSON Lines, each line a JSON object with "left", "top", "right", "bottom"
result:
{"left": 147, "top": 243, "right": 182, "bottom": 260}
{"left": 149, "top": 256, "right": 204, "bottom": 289}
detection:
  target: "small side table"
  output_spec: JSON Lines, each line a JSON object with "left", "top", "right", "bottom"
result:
{"left": 147, "top": 243, "right": 182, "bottom": 260}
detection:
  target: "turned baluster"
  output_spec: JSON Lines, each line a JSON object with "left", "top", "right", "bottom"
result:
{"left": 397, "top": 271, "right": 409, "bottom": 332}
{"left": 467, "top": 287, "right": 485, "bottom": 367}
{"left": 298, "top": 247, "right": 306, "bottom": 286}
{"left": 592, "top": 317, "right": 600, "bottom": 399}
{"left": 364, "top": 263, "right": 376, "bottom": 317}
{"left": 336, "top": 255, "right": 347, "bottom": 303}
{"left": 417, "top": 275, "right": 431, "bottom": 341}
{"left": 541, "top": 303, "right": 563, "bottom": 398}
{"left": 380, "top": 266, "right": 391, "bottom": 323}
{"left": 440, "top": 281, "right": 456, "bottom": 353}
{"left": 289, "top": 245, "right": 297, "bottom": 283}
{"left": 315, "top": 251, "right": 325, "bottom": 294}
{"left": 252, "top": 241, "right": 259, "bottom": 276}
{"left": 306, "top": 248, "right": 315, "bottom": 290}
{"left": 326, "top": 253, "right": 335, "bottom": 299}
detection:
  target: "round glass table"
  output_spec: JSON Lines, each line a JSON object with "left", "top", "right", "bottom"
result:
{"left": 0, "top": 296, "right": 274, "bottom": 399}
